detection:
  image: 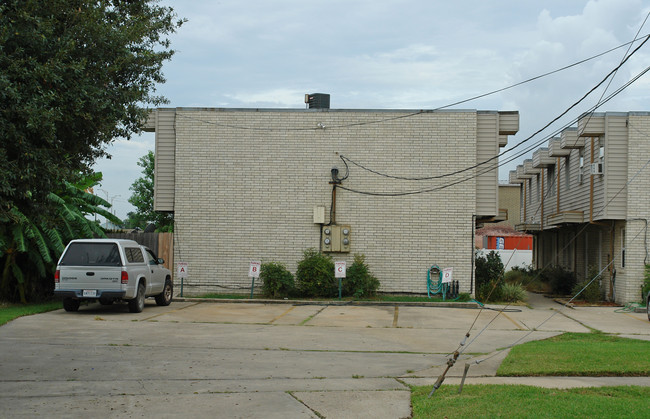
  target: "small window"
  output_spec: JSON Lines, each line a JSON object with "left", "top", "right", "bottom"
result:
{"left": 146, "top": 249, "right": 159, "bottom": 265}
{"left": 125, "top": 247, "right": 145, "bottom": 263}
{"left": 579, "top": 149, "right": 584, "bottom": 168}
{"left": 60, "top": 243, "right": 122, "bottom": 266}
{"left": 599, "top": 137, "right": 605, "bottom": 160}
{"left": 565, "top": 156, "right": 571, "bottom": 190}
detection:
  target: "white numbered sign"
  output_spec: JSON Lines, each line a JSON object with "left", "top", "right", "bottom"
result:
{"left": 249, "top": 261, "right": 261, "bottom": 278}
{"left": 177, "top": 262, "right": 188, "bottom": 279}
{"left": 442, "top": 267, "right": 453, "bottom": 284}
{"left": 335, "top": 261, "right": 346, "bottom": 278}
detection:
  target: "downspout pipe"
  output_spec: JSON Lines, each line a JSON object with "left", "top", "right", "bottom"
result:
{"left": 471, "top": 215, "right": 476, "bottom": 295}
{"left": 556, "top": 157, "right": 561, "bottom": 214}
{"left": 590, "top": 137, "right": 595, "bottom": 223}
{"left": 539, "top": 169, "right": 546, "bottom": 231}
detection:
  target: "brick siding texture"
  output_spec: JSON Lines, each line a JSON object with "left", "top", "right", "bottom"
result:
{"left": 621, "top": 115, "right": 650, "bottom": 303}
{"left": 497, "top": 185, "right": 521, "bottom": 228}
{"left": 172, "top": 109, "right": 483, "bottom": 295}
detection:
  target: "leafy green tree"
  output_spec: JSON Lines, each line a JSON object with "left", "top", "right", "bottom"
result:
{"left": 0, "top": 174, "right": 121, "bottom": 303}
{"left": 0, "top": 0, "right": 184, "bottom": 219}
{"left": 122, "top": 211, "right": 149, "bottom": 230}
{"left": 128, "top": 150, "right": 174, "bottom": 231}
{"left": 0, "top": 1, "right": 182, "bottom": 301}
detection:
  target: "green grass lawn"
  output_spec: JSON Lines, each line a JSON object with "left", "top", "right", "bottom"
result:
{"left": 0, "top": 301, "right": 62, "bottom": 326}
{"left": 412, "top": 332, "right": 650, "bottom": 418}
{"left": 411, "top": 385, "right": 650, "bottom": 418}
{"left": 498, "top": 332, "right": 650, "bottom": 376}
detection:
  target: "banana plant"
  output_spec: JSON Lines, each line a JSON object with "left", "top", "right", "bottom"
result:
{"left": 0, "top": 173, "right": 120, "bottom": 303}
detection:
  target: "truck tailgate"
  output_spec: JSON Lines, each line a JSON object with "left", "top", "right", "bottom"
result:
{"left": 58, "top": 266, "right": 123, "bottom": 291}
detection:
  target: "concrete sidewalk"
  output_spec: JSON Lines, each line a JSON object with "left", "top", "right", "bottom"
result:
{"left": 403, "top": 292, "right": 650, "bottom": 394}
{"left": 0, "top": 293, "right": 648, "bottom": 418}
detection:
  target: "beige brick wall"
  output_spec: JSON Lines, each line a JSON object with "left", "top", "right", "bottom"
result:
{"left": 621, "top": 114, "right": 650, "bottom": 303}
{"left": 170, "top": 109, "right": 488, "bottom": 295}
{"left": 497, "top": 184, "right": 521, "bottom": 228}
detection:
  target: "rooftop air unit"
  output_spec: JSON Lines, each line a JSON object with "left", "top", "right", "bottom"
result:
{"left": 305, "top": 93, "right": 330, "bottom": 109}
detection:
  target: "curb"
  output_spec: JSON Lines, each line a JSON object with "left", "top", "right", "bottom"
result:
{"left": 173, "top": 297, "right": 480, "bottom": 309}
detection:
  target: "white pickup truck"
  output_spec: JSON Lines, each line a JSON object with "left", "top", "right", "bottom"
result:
{"left": 54, "top": 238, "right": 173, "bottom": 313}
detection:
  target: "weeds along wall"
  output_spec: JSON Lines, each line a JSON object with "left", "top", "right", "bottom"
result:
{"left": 158, "top": 108, "right": 507, "bottom": 295}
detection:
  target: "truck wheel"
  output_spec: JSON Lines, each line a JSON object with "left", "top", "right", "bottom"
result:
{"left": 155, "top": 279, "right": 173, "bottom": 306}
{"left": 63, "top": 298, "right": 80, "bottom": 312}
{"left": 128, "top": 283, "right": 145, "bottom": 313}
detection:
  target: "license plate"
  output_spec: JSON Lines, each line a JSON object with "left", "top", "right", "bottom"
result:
{"left": 83, "top": 290, "right": 97, "bottom": 297}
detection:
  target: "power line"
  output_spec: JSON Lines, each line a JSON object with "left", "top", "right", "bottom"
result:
{"left": 428, "top": 16, "right": 650, "bottom": 391}
{"left": 460, "top": 141, "right": 650, "bottom": 348}
{"left": 338, "top": 63, "right": 650, "bottom": 197}
{"left": 427, "top": 155, "right": 650, "bottom": 397}
{"left": 172, "top": 34, "right": 650, "bottom": 133}
{"left": 470, "top": 221, "right": 645, "bottom": 367}
{"left": 526, "top": 10, "right": 650, "bottom": 222}
{"left": 341, "top": 35, "right": 650, "bottom": 186}
{"left": 527, "top": 68, "right": 650, "bottom": 221}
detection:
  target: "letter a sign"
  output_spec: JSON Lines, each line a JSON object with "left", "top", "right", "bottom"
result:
{"left": 177, "top": 262, "right": 188, "bottom": 279}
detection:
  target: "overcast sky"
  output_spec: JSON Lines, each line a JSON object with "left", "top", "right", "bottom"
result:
{"left": 93, "top": 0, "right": 650, "bottom": 220}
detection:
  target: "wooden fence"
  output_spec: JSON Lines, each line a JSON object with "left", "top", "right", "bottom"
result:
{"left": 107, "top": 232, "right": 174, "bottom": 271}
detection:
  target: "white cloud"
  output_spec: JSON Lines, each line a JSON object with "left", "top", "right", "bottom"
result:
{"left": 224, "top": 88, "right": 309, "bottom": 107}
{"left": 94, "top": 0, "right": 650, "bottom": 212}
{"left": 497, "top": 0, "right": 648, "bottom": 178}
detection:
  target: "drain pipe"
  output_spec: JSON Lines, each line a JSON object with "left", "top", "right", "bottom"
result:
{"left": 610, "top": 221, "right": 616, "bottom": 301}
{"left": 471, "top": 214, "right": 476, "bottom": 295}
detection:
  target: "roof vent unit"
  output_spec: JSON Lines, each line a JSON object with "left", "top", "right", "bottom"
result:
{"left": 305, "top": 93, "right": 330, "bottom": 109}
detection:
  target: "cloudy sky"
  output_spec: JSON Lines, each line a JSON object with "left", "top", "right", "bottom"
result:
{"left": 94, "top": 0, "right": 650, "bottom": 220}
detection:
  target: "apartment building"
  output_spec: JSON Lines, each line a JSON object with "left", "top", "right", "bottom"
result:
{"left": 145, "top": 99, "right": 518, "bottom": 295}
{"left": 512, "top": 112, "right": 650, "bottom": 303}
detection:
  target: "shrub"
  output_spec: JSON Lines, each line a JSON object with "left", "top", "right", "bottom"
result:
{"left": 572, "top": 266, "right": 602, "bottom": 303}
{"left": 475, "top": 251, "right": 504, "bottom": 285}
{"left": 295, "top": 248, "right": 336, "bottom": 298}
{"left": 504, "top": 269, "right": 527, "bottom": 284}
{"left": 477, "top": 281, "right": 503, "bottom": 302}
{"left": 501, "top": 282, "right": 527, "bottom": 303}
{"left": 524, "top": 277, "right": 552, "bottom": 294}
{"left": 260, "top": 262, "right": 295, "bottom": 298}
{"left": 475, "top": 251, "right": 504, "bottom": 302}
{"left": 540, "top": 265, "right": 577, "bottom": 295}
{"left": 505, "top": 266, "right": 549, "bottom": 293}
{"left": 343, "top": 254, "right": 380, "bottom": 298}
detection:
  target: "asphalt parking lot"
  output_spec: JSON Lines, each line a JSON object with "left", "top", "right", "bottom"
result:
{"left": 0, "top": 294, "right": 648, "bottom": 418}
